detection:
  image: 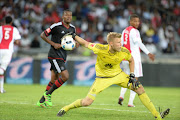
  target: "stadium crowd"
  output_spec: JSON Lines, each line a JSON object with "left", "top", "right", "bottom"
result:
{"left": 0, "top": 0, "right": 180, "bottom": 55}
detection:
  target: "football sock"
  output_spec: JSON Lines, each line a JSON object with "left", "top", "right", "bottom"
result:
{"left": 46, "top": 81, "right": 53, "bottom": 91}
{"left": 139, "top": 93, "right": 160, "bottom": 118}
{"left": 40, "top": 81, "right": 53, "bottom": 103}
{"left": 128, "top": 90, "right": 136, "bottom": 105}
{"left": 46, "top": 78, "right": 64, "bottom": 95}
{"left": 120, "top": 87, "right": 127, "bottom": 98}
{"left": 63, "top": 99, "right": 82, "bottom": 112}
{"left": 0, "top": 75, "right": 4, "bottom": 93}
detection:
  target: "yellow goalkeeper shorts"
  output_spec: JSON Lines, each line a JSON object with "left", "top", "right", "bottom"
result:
{"left": 87, "top": 71, "right": 132, "bottom": 100}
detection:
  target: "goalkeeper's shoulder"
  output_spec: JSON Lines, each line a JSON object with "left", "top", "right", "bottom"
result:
{"left": 121, "top": 47, "right": 130, "bottom": 54}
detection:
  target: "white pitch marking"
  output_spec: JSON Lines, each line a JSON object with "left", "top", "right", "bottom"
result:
{"left": 0, "top": 101, "right": 149, "bottom": 113}
{"left": 81, "top": 107, "right": 149, "bottom": 113}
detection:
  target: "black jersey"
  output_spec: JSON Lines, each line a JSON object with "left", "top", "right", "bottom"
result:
{"left": 44, "top": 22, "right": 76, "bottom": 62}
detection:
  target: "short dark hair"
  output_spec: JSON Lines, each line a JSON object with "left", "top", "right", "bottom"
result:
{"left": 63, "top": 9, "right": 72, "bottom": 14}
{"left": 130, "top": 14, "right": 139, "bottom": 21}
{"left": 5, "top": 16, "right": 13, "bottom": 24}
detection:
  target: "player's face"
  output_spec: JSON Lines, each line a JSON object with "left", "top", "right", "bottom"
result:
{"left": 111, "top": 38, "right": 122, "bottom": 52}
{"left": 62, "top": 11, "right": 72, "bottom": 24}
{"left": 130, "top": 17, "right": 140, "bottom": 28}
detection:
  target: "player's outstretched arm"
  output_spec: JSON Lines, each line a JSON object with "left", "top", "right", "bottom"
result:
{"left": 68, "top": 33, "right": 91, "bottom": 48}
{"left": 74, "top": 35, "right": 91, "bottom": 48}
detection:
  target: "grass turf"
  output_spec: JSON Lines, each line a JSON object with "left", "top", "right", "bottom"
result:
{"left": 0, "top": 84, "right": 179, "bottom": 120}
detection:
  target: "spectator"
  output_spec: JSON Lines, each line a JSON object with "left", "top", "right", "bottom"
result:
{"left": 30, "top": 36, "right": 40, "bottom": 48}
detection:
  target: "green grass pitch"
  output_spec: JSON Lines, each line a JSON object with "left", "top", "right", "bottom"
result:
{"left": 0, "top": 84, "right": 179, "bottom": 120}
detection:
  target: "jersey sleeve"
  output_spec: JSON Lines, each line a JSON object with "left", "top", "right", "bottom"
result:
{"left": 44, "top": 27, "right": 52, "bottom": 37}
{"left": 44, "top": 23, "right": 58, "bottom": 37}
{"left": 130, "top": 29, "right": 141, "bottom": 43}
{"left": 121, "top": 47, "right": 132, "bottom": 61}
{"left": 13, "top": 27, "right": 21, "bottom": 40}
{"left": 88, "top": 43, "right": 104, "bottom": 54}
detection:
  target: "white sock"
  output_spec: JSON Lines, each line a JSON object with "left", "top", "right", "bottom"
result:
{"left": 0, "top": 76, "right": 4, "bottom": 93}
{"left": 120, "top": 87, "right": 127, "bottom": 98}
{"left": 128, "top": 90, "right": 136, "bottom": 105}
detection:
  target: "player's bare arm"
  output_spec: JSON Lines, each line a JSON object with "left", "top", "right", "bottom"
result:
{"left": 128, "top": 56, "right": 135, "bottom": 73}
{"left": 40, "top": 32, "right": 61, "bottom": 49}
{"left": 74, "top": 35, "right": 91, "bottom": 48}
{"left": 14, "top": 39, "right": 20, "bottom": 45}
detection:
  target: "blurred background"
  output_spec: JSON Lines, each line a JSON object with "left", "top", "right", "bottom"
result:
{"left": 0, "top": 0, "right": 180, "bottom": 87}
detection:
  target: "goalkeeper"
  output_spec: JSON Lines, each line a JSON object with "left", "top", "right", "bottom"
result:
{"left": 57, "top": 32, "right": 170, "bottom": 120}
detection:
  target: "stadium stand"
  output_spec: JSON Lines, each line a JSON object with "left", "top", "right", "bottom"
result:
{"left": 0, "top": 0, "right": 179, "bottom": 59}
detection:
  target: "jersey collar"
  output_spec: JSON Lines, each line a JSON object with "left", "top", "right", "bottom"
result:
{"left": 62, "top": 22, "right": 70, "bottom": 29}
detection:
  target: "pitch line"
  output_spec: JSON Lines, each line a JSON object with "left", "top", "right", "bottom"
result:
{"left": 0, "top": 101, "right": 149, "bottom": 113}
{"left": 82, "top": 107, "right": 149, "bottom": 113}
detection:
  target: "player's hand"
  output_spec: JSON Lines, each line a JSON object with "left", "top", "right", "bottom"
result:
{"left": 75, "top": 41, "right": 80, "bottom": 48}
{"left": 148, "top": 53, "right": 155, "bottom": 61}
{"left": 128, "top": 73, "right": 141, "bottom": 89}
{"left": 65, "top": 32, "right": 77, "bottom": 39}
{"left": 53, "top": 43, "right": 62, "bottom": 49}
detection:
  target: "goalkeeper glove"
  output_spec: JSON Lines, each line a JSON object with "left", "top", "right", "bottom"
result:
{"left": 64, "top": 32, "right": 77, "bottom": 39}
{"left": 128, "top": 73, "right": 141, "bottom": 89}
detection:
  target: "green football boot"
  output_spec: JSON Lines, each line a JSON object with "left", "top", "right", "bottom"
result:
{"left": 44, "top": 92, "right": 52, "bottom": 106}
{"left": 36, "top": 101, "right": 47, "bottom": 108}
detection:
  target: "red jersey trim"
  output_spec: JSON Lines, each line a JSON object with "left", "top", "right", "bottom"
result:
{"left": 48, "top": 57, "right": 66, "bottom": 62}
{"left": 62, "top": 22, "right": 69, "bottom": 29}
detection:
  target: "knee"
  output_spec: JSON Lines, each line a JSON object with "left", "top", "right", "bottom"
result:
{"left": 61, "top": 75, "right": 69, "bottom": 82}
{"left": 134, "top": 85, "right": 145, "bottom": 95}
{"left": 82, "top": 98, "right": 94, "bottom": 106}
{"left": 82, "top": 101, "right": 93, "bottom": 106}
{"left": 61, "top": 71, "right": 69, "bottom": 82}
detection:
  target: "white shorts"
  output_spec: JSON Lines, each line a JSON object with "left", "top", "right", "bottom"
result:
{"left": 121, "top": 60, "right": 143, "bottom": 77}
{"left": 0, "top": 50, "right": 12, "bottom": 70}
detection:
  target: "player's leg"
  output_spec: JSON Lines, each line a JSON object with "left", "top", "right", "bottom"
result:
{"left": 0, "top": 51, "right": 12, "bottom": 93}
{"left": 37, "top": 70, "right": 57, "bottom": 107}
{"left": 0, "top": 68, "right": 5, "bottom": 93}
{"left": 57, "top": 96, "right": 94, "bottom": 116}
{"left": 128, "top": 90, "right": 136, "bottom": 107}
{"left": 133, "top": 85, "right": 169, "bottom": 119}
{"left": 42, "top": 59, "right": 68, "bottom": 106}
{"left": 118, "top": 87, "right": 127, "bottom": 105}
{"left": 57, "top": 77, "right": 114, "bottom": 116}
{"left": 44, "top": 61, "right": 69, "bottom": 106}
{"left": 46, "top": 69, "right": 68, "bottom": 95}
{"left": 118, "top": 72, "right": 169, "bottom": 119}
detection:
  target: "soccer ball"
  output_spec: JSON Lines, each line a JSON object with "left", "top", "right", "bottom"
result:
{"left": 61, "top": 35, "right": 76, "bottom": 50}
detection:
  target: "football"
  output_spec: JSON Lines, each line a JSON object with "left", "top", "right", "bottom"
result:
{"left": 61, "top": 35, "right": 76, "bottom": 50}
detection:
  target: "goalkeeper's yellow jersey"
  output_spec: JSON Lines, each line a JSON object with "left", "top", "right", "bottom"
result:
{"left": 88, "top": 43, "right": 131, "bottom": 78}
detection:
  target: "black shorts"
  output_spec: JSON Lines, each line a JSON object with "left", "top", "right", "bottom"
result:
{"left": 48, "top": 59, "right": 66, "bottom": 74}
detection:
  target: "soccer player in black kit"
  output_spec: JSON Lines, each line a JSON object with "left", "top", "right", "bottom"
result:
{"left": 37, "top": 10, "right": 77, "bottom": 108}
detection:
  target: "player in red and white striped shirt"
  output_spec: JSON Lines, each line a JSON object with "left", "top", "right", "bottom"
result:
{"left": 0, "top": 16, "right": 21, "bottom": 93}
{"left": 118, "top": 14, "right": 155, "bottom": 107}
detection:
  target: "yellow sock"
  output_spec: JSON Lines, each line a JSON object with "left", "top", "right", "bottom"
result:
{"left": 139, "top": 93, "right": 160, "bottom": 118}
{"left": 63, "top": 99, "right": 82, "bottom": 112}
